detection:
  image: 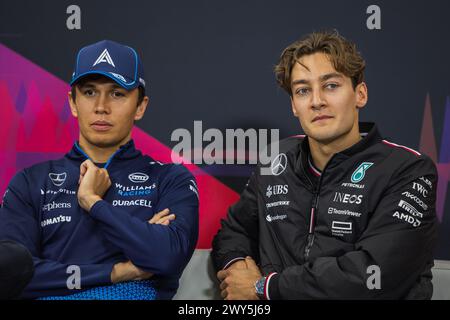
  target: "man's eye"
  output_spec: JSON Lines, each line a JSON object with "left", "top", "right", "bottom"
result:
{"left": 325, "top": 83, "right": 339, "bottom": 90}
{"left": 112, "top": 91, "right": 125, "bottom": 98}
{"left": 296, "top": 88, "right": 309, "bottom": 96}
{"left": 83, "top": 89, "right": 95, "bottom": 96}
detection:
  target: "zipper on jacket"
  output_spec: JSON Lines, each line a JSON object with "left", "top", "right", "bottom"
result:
{"left": 299, "top": 151, "right": 336, "bottom": 262}
{"left": 304, "top": 193, "right": 319, "bottom": 261}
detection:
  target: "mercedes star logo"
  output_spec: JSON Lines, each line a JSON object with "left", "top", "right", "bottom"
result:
{"left": 271, "top": 153, "right": 287, "bottom": 176}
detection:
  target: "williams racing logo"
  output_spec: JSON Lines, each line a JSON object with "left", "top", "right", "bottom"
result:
{"left": 115, "top": 182, "right": 156, "bottom": 197}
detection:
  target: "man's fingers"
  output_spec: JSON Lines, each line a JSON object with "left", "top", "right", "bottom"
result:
{"left": 80, "top": 159, "right": 95, "bottom": 173}
{"left": 219, "top": 279, "right": 229, "bottom": 291}
{"left": 80, "top": 164, "right": 87, "bottom": 176}
{"left": 217, "top": 270, "right": 228, "bottom": 281}
{"left": 79, "top": 159, "right": 95, "bottom": 182}
{"left": 148, "top": 209, "right": 170, "bottom": 223}
{"left": 79, "top": 161, "right": 89, "bottom": 184}
{"left": 221, "top": 289, "right": 227, "bottom": 299}
{"left": 244, "top": 256, "right": 258, "bottom": 269}
{"left": 150, "top": 214, "right": 175, "bottom": 225}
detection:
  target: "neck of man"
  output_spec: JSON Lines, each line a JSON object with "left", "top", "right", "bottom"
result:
{"left": 308, "top": 122, "right": 361, "bottom": 172}
{"left": 78, "top": 135, "right": 131, "bottom": 164}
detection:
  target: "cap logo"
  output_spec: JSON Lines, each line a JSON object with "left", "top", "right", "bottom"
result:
{"left": 93, "top": 48, "right": 115, "bottom": 67}
{"left": 110, "top": 72, "right": 127, "bottom": 83}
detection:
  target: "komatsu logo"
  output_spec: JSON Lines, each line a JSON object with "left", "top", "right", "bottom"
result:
{"left": 41, "top": 215, "right": 72, "bottom": 227}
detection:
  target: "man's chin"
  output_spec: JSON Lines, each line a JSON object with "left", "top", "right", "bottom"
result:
{"left": 85, "top": 136, "right": 126, "bottom": 149}
{"left": 305, "top": 126, "right": 339, "bottom": 144}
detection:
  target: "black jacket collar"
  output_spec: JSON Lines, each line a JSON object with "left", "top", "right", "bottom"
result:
{"left": 297, "top": 122, "right": 382, "bottom": 183}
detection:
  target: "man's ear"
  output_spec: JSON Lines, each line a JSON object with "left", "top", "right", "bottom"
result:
{"left": 68, "top": 90, "right": 78, "bottom": 118}
{"left": 291, "top": 96, "right": 299, "bottom": 117}
{"left": 135, "top": 96, "right": 149, "bottom": 121}
{"left": 355, "top": 82, "right": 368, "bottom": 109}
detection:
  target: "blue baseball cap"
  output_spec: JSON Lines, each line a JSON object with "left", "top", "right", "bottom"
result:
{"left": 70, "top": 40, "right": 146, "bottom": 90}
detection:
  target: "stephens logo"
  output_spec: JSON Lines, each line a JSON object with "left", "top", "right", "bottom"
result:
{"left": 42, "top": 201, "right": 72, "bottom": 212}
{"left": 351, "top": 162, "right": 373, "bottom": 183}
{"left": 128, "top": 172, "right": 149, "bottom": 183}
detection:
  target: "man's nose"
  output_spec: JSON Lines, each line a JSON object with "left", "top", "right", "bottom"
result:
{"left": 94, "top": 93, "right": 110, "bottom": 114}
{"left": 311, "top": 87, "right": 326, "bottom": 110}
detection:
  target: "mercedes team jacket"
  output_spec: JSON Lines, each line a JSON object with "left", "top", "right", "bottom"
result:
{"left": 211, "top": 122, "right": 438, "bottom": 299}
{"left": 0, "top": 140, "right": 199, "bottom": 299}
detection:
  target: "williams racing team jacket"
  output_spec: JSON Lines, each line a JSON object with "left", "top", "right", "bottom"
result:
{"left": 212, "top": 122, "right": 438, "bottom": 299}
{"left": 0, "top": 140, "right": 199, "bottom": 299}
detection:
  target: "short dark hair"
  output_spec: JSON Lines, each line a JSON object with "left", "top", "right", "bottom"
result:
{"left": 70, "top": 74, "right": 146, "bottom": 106}
{"left": 274, "top": 30, "right": 366, "bottom": 96}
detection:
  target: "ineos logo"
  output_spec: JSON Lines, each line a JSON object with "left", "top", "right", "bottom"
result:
{"left": 271, "top": 153, "right": 287, "bottom": 176}
{"left": 333, "top": 192, "right": 363, "bottom": 205}
{"left": 128, "top": 172, "right": 149, "bottom": 183}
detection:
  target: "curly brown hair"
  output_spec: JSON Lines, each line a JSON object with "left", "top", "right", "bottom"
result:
{"left": 274, "top": 30, "right": 366, "bottom": 96}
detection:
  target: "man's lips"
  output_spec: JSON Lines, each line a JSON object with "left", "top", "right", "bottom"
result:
{"left": 90, "top": 121, "right": 113, "bottom": 131}
{"left": 312, "top": 115, "right": 333, "bottom": 122}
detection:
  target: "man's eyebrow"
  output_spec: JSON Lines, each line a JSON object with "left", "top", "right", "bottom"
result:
{"left": 111, "top": 84, "right": 125, "bottom": 89}
{"left": 291, "top": 79, "right": 310, "bottom": 86}
{"left": 320, "top": 73, "right": 344, "bottom": 82}
{"left": 78, "top": 83, "right": 95, "bottom": 88}
{"left": 291, "top": 72, "right": 344, "bottom": 86}
{"left": 78, "top": 82, "right": 123, "bottom": 89}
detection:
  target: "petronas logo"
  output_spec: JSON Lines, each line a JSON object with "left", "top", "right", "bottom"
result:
{"left": 351, "top": 162, "right": 374, "bottom": 183}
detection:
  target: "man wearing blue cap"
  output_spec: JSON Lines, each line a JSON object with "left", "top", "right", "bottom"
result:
{"left": 0, "top": 40, "right": 199, "bottom": 299}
